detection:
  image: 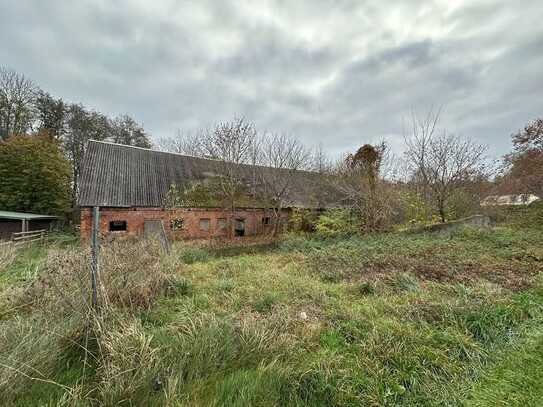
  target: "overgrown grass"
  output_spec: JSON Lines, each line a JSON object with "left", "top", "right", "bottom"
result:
{"left": 467, "top": 326, "right": 543, "bottom": 406}
{"left": 0, "top": 225, "right": 542, "bottom": 405}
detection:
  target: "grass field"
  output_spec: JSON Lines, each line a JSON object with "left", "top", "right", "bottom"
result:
{"left": 0, "top": 218, "right": 542, "bottom": 405}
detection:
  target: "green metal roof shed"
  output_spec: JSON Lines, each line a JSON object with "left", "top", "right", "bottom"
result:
{"left": 0, "top": 211, "right": 58, "bottom": 240}
{"left": 0, "top": 211, "right": 58, "bottom": 220}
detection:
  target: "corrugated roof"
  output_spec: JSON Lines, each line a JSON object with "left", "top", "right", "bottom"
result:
{"left": 0, "top": 211, "right": 58, "bottom": 220}
{"left": 78, "top": 140, "right": 343, "bottom": 209}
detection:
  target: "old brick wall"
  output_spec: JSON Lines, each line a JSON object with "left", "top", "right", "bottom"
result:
{"left": 80, "top": 207, "right": 290, "bottom": 240}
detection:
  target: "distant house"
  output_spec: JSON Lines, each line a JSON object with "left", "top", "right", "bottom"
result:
{"left": 77, "top": 141, "right": 341, "bottom": 240}
{"left": 481, "top": 194, "right": 541, "bottom": 207}
{"left": 0, "top": 211, "right": 58, "bottom": 241}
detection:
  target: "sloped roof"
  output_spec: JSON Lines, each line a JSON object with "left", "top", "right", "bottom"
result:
{"left": 78, "top": 140, "right": 342, "bottom": 209}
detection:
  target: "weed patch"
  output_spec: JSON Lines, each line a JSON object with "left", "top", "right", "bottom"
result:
{"left": 1, "top": 227, "right": 543, "bottom": 405}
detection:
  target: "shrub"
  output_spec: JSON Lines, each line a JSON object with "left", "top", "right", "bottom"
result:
{"left": 445, "top": 189, "right": 481, "bottom": 220}
{"left": 288, "top": 208, "right": 319, "bottom": 232}
{"left": 98, "top": 241, "right": 177, "bottom": 310}
{"left": 315, "top": 209, "right": 360, "bottom": 239}
{"left": 398, "top": 191, "right": 434, "bottom": 227}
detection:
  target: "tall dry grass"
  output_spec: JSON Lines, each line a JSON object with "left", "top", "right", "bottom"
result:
{"left": 0, "top": 239, "right": 182, "bottom": 405}
{"left": 0, "top": 243, "right": 16, "bottom": 272}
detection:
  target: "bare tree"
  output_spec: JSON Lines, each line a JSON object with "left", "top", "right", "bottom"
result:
{"left": 258, "top": 133, "right": 312, "bottom": 236}
{"left": 311, "top": 142, "right": 333, "bottom": 174}
{"left": 336, "top": 142, "right": 395, "bottom": 232}
{"left": 156, "top": 130, "right": 205, "bottom": 157}
{"left": 0, "top": 67, "right": 37, "bottom": 139}
{"left": 404, "top": 110, "right": 488, "bottom": 222}
{"left": 158, "top": 119, "right": 260, "bottom": 237}
{"left": 163, "top": 121, "right": 316, "bottom": 237}
{"left": 200, "top": 118, "right": 259, "bottom": 237}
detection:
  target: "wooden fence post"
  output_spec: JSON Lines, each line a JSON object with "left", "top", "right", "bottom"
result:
{"left": 91, "top": 206, "right": 100, "bottom": 309}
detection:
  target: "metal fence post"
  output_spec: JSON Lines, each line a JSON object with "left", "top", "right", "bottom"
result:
{"left": 91, "top": 206, "right": 100, "bottom": 309}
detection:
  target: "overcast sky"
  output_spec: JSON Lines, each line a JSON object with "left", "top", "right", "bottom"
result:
{"left": 1, "top": 0, "right": 542, "bottom": 158}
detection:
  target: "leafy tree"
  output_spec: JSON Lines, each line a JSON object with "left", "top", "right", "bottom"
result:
{"left": 35, "top": 91, "right": 66, "bottom": 140}
{"left": 109, "top": 114, "right": 152, "bottom": 148}
{"left": 0, "top": 65, "right": 154, "bottom": 206}
{"left": 512, "top": 118, "right": 543, "bottom": 152}
{"left": 501, "top": 117, "right": 543, "bottom": 195}
{"left": 65, "top": 104, "right": 109, "bottom": 201}
{"left": 0, "top": 133, "right": 71, "bottom": 215}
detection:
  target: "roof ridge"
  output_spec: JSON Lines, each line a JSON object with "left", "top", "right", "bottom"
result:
{"left": 88, "top": 139, "right": 319, "bottom": 174}
{"left": 88, "top": 139, "right": 221, "bottom": 163}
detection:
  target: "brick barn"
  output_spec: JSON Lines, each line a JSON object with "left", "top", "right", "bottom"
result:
{"left": 78, "top": 141, "right": 340, "bottom": 240}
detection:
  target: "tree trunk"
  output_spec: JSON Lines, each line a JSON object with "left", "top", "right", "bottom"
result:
{"left": 272, "top": 205, "right": 281, "bottom": 237}
{"left": 229, "top": 198, "right": 235, "bottom": 239}
{"left": 438, "top": 202, "right": 446, "bottom": 223}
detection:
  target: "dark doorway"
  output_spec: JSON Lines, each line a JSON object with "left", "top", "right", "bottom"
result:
{"left": 234, "top": 218, "right": 245, "bottom": 237}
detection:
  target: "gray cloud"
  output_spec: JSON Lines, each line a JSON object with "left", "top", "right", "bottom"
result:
{"left": 1, "top": 0, "right": 542, "bottom": 159}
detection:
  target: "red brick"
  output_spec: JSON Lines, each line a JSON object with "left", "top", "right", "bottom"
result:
{"left": 80, "top": 207, "right": 289, "bottom": 240}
